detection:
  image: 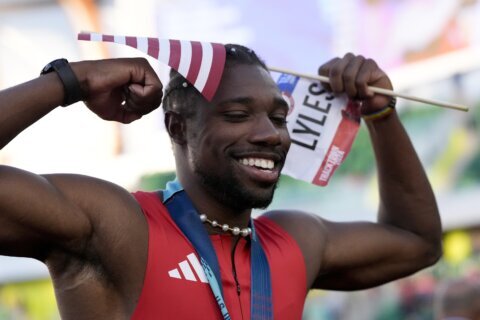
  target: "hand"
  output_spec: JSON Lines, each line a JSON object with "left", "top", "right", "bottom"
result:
{"left": 318, "top": 53, "right": 393, "bottom": 114}
{"left": 71, "top": 58, "right": 163, "bottom": 123}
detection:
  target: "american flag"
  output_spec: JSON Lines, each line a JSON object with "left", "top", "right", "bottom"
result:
{"left": 78, "top": 32, "right": 226, "bottom": 101}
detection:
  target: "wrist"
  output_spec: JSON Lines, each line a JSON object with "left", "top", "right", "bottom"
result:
{"left": 40, "top": 58, "right": 84, "bottom": 107}
{"left": 69, "top": 61, "right": 90, "bottom": 100}
{"left": 362, "top": 97, "right": 396, "bottom": 122}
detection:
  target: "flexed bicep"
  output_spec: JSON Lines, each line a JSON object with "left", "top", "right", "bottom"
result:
{"left": 0, "top": 166, "right": 144, "bottom": 263}
{"left": 0, "top": 166, "right": 93, "bottom": 259}
{"left": 313, "top": 220, "right": 439, "bottom": 290}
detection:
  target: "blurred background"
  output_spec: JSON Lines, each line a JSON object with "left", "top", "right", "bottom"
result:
{"left": 0, "top": 0, "right": 480, "bottom": 319}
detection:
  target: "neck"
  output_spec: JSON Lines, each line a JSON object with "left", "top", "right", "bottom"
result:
{"left": 177, "top": 174, "right": 253, "bottom": 232}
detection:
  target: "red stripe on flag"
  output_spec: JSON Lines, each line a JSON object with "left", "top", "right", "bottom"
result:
{"left": 147, "top": 38, "right": 159, "bottom": 58}
{"left": 168, "top": 40, "right": 181, "bottom": 71}
{"left": 77, "top": 33, "right": 91, "bottom": 41}
{"left": 312, "top": 103, "right": 360, "bottom": 186}
{"left": 103, "top": 34, "right": 114, "bottom": 42}
{"left": 201, "top": 43, "right": 226, "bottom": 101}
{"left": 186, "top": 41, "right": 203, "bottom": 86}
{"left": 126, "top": 36, "right": 137, "bottom": 48}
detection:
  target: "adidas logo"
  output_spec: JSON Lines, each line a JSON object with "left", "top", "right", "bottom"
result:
{"left": 168, "top": 253, "right": 208, "bottom": 283}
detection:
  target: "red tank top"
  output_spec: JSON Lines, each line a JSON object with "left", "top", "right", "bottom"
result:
{"left": 131, "top": 191, "right": 307, "bottom": 320}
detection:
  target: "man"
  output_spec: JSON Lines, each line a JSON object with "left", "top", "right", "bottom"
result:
{"left": 434, "top": 277, "right": 480, "bottom": 320}
{"left": 0, "top": 45, "right": 442, "bottom": 319}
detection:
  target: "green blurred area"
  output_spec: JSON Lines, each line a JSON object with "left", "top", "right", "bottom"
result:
{"left": 458, "top": 103, "right": 480, "bottom": 187}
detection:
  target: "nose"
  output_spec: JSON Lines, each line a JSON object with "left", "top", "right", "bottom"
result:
{"left": 249, "top": 114, "right": 282, "bottom": 146}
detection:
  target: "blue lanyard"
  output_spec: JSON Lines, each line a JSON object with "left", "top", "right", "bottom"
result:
{"left": 162, "top": 179, "right": 273, "bottom": 320}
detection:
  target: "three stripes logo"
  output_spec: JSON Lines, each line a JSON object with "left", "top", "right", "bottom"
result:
{"left": 168, "top": 253, "right": 208, "bottom": 283}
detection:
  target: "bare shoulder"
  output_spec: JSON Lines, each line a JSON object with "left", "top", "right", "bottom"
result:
{"left": 42, "top": 173, "right": 149, "bottom": 313}
{"left": 37, "top": 174, "right": 148, "bottom": 318}
{"left": 43, "top": 173, "right": 148, "bottom": 284}
{"left": 262, "top": 210, "right": 326, "bottom": 237}
{"left": 43, "top": 173, "right": 144, "bottom": 221}
{"left": 42, "top": 173, "right": 147, "bottom": 258}
{"left": 262, "top": 210, "right": 328, "bottom": 288}
{"left": 262, "top": 210, "right": 328, "bottom": 252}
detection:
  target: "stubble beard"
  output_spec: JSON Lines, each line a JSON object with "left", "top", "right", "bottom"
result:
{"left": 193, "top": 162, "right": 278, "bottom": 212}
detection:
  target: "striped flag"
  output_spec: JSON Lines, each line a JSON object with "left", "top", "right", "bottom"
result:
{"left": 276, "top": 73, "right": 361, "bottom": 186}
{"left": 78, "top": 32, "right": 226, "bottom": 101}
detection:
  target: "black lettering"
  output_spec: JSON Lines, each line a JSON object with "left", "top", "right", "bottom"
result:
{"left": 292, "top": 119, "right": 320, "bottom": 137}
{"left": 308, "top": 82, "right": 335, "bottom": 100}
{"left": 303, "top": 95, "right": 333, "bottom": 113}
{"left": 308, "top": 82, "right": 324, "bottom": 95}
{"left": 215, "top": 296, "right": 224, "bottom": 308}
{"left": 299, "top": 114, "right": 327, "bottom": 126}
{"left": 291, "top": 138, "right": 318, "bottom": 150}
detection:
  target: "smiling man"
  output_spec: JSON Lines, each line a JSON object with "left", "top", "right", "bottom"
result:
{"left": 0, "top": 44, "right": 442, "bottom": 319}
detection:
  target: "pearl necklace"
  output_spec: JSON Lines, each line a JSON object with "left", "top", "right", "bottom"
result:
{"left": 199, "top": 214, "right": 252, "bottom": 237}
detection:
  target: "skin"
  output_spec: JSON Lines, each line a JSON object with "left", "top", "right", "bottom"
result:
{"left": 0, "top": 54, "right": 442, "bottom": 319}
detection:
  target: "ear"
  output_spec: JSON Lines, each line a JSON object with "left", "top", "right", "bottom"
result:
{"left": 164, "top": 111, "right": 186, "bottom": 145}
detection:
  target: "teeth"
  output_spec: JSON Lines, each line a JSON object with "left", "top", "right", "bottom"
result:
{"left": 239, "top": 158, "right": 275, "bottom": 170}
{"left": 267, "top": 161, "right": 274, "bottom": 169}
{"left": 261, "top": 159, "right": 267, "bottom": 168}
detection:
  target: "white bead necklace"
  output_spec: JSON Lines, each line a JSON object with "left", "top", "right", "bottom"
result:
{"left": 199, "top": 214, "right": 252, "bottom": 237}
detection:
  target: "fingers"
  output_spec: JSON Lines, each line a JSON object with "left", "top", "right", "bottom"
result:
{"left": 79, "top": 58, "right": 163, "bottom": 123}
{"left": 120, "top": 110, "right": 143, "bottom": 124}
{"left": 318, "top": 53, "right": 391, "bottom": 99}
{"left": 122, "top": 82, "right": 163, "bottom": 115}
{"left": 129, "top": 82, "right": 163, "bottom": 113}
{"left": 343, "top": 55, "right": 371, "bottom": 99}
{"left": 318, "top": 53, "right": 393, "bottom": 112}
{"left": 327, "top": 53, "right": 354, "bottom": 95}
{"left": 353, "top": 59, "right": 373, "bottom": 99}
{"left": 125, "top": 58, "right": 164, "bottom": 115}
{"left": 318, "top": 57, "right": 339, "bottom": 93}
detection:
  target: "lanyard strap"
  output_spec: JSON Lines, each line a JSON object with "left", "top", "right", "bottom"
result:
{"left": 162, "top": 180, "right": 273, "bottom": 320}
{"left": 249, "top": 227, "right": 273, "bottom": 319}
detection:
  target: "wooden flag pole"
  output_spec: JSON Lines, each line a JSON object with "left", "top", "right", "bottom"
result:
{"left": 268, "top": 66, "right": 469, "bottom": 112}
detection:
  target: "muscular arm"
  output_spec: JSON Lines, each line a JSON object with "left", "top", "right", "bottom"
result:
{"left": 0, "top": 72, "right": 64, "bottom": 149}
{"left": 318, "top": 111, "right": 441, "bottom": 290}
{"left": 267, "top": 54, "right": 442, "bottom": 291}
{"left": 0, "top": 58, "right": 163, "bottom": 261}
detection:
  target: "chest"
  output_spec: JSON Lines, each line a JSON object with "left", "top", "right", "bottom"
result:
{"left": 132, "top": 219, "right": 306, "bottom": 320}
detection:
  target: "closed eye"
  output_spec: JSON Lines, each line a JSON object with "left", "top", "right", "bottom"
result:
{"left": 270, "top": 114, "right": 288, "bottom": 126}
{"left": 222, "top": 111, "right": 250, "bottom": 122}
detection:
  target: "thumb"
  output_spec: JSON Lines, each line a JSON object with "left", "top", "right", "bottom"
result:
{"left": 128, "top": 83, "right": 146, "bottom": 96}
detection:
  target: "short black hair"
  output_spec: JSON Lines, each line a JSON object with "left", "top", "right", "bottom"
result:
{"left": 162, "top": 43, "right": 268, "bottom": 118}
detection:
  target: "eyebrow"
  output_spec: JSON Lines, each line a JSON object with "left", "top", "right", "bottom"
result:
{"left": 217, "top": 97, "right": 254, "bottom": 107}
{"left": 273, "top": 96, "right": 290, "bottom": 111}
{"left": 218, "top": 96, "right": 289, "bottom": 111}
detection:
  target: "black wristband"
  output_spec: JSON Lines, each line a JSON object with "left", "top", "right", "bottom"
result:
{"left": 40, "top": 58, "right": 83, "bottom": 107}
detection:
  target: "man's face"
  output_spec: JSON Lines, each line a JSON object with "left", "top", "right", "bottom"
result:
{"left": 185, "top": 64, "right": 291, "bottom": 211}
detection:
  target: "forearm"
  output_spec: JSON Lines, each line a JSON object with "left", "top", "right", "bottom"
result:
{"left": 0, "top": 73, "right": 65, "bottom": 149}
{"left": 0, "top": 57, "right": 163, "bottom": 150}
{"left": 367, "top": 112, "right": 442, "bottom": 251}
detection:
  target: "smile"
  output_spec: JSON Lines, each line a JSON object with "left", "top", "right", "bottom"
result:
{"left": 238, "top": 158, "right": 275, "bottom": 170}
